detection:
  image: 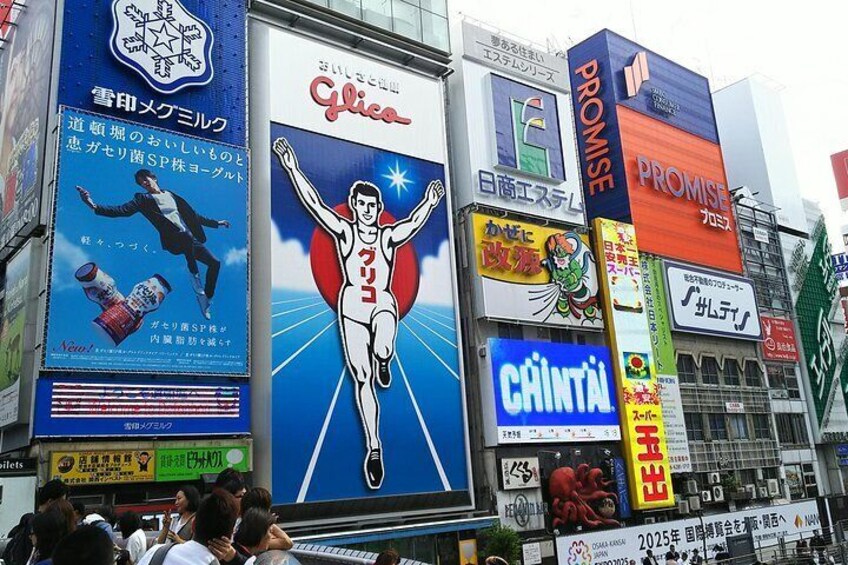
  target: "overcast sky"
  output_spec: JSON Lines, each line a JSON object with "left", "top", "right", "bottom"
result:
{"left": 451, "top": 0, "right": 848, "bottom": 242}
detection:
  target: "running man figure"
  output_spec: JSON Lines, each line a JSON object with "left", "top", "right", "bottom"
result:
{"left": 273, "top": 137, "right": 445, "bottom": 489}
{"left": 77, "top": 169, "right": 230, "bottom": 320}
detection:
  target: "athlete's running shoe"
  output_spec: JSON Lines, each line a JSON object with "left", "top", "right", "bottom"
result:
{"left": 377, "top": 361, "right": 391, "bottom": 388}
{"left": 365, "top": 448, "right": 384, "bottom": 489}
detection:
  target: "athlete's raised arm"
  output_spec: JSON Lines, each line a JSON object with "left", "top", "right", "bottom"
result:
{"left": 273, "top": 137, "right": 347, "bottom": 238}
{"left": 387, "top": 180, "right": 445, "bottom": 247}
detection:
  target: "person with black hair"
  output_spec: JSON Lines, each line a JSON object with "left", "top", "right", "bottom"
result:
{"left": 233, "top": 509, "right": 274, "bottom": 560}
{"left": 71, "top": 501, "right": 86, "bottom": 526}
{"left": 77, "top": 169, "right": 231, "bottom": 320}
{"left": 138, "top": 489, "right": 246, "bottom": 565}
{"left": 155, "top": 485, "right": 201, "bottom": 545}
{"left": 215, "top": 468, "right": 248, "bottom": 519}
{"left": 3, "top": 480, "right": 68, "bottom": 565}
{"left": 52, "top": 525, "right": 114, "bottom": 565}
{"left": 83, "top": 504, "right": 116, "bottom": 541}
{"left": 238, "top": 487, "right": 292, "bottom": 551}
{"left": 375, "top": 549, "right": 400, "bottom": 565}
{"left": 28, "top": 508, "right": 69, "bottom": 565}
{"left": 119, "top": 511, "right": 147, "bottom": 565}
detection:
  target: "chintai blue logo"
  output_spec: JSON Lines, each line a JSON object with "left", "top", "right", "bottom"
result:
{"left": 491, "top": 74, "right": 565, "bottom": 181}
{"left": 110, "top": 0, "right": 214, "bottom": 94}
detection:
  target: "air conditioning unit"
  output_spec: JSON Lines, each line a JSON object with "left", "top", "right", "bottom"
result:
{"left": 712, "top": 485, "right": 725, "bottom": 502}
{"left": 744, "top": 484, "right": 757, "bottom": 498}
{"left": 685, "top": 479, "right": 699, "bottom": 495}
{"left": 758, "top": 486, "right": 769, "bottom": 499}
{"left": 708, "top": 472, "right": 721, "bottom": 485}
{"left": 767, "top": 478, "right": 781, "bottom": 496}
{"left": 678, "top": 500, "right": 690, "bottom": 514}
{"left": 688, "top": 496, "right": 702, "bottom": 512}
{"left": 701, "top": 490, "right": 713, "bottom": 503}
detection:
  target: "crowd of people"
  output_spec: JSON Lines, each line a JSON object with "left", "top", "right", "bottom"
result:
{"left": 2, "top": 469, "right": 296, "bottom": 565}
{"left": 637, "top": 534, "right": 836, "bottom": 565}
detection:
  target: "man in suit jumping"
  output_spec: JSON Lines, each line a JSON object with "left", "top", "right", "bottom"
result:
{"left": 77, "top": 169, "right": 230, "bottom": 320}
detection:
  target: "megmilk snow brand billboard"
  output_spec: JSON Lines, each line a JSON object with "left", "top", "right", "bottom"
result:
{"left": 0, "top": 0, "right": 55, "bottom": 259}
{"left": 265, "top": 27, "right": 470, "bottom": 520}
{"left": 0, "top": 243, "right": 33, "bottom": 428}
{"left": 450, "top": 27, "right": 584, "bottom": 226}
{"left": 483, "top": 338, "right": 620, "bottom": 445}
{"left": 57, "top": 0, "right": 246, "bottom": 145}
{"left": 593, "top": 218, "right": 674, "bottom": 510}
{"left": 664, "top": 260, "right": 762, "bottom": 340}
{"left": 468, "top": 211, "right": 602, "bottom": 329}
{"left": 568, "top": 30, "right": 742, "bottom": 273}
{"left": 33, "top": 379, "right": 250, "bottom": 437}
{"left": 44, "top": 109, "right": 248, "bottom": 375}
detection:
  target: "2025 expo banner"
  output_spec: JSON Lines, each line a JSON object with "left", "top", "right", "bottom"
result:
{"left": 264, "top": 26, "right": 470, "bottom": 520}
{"left": 44, "top": 108, "right": 248, "bottom": 375}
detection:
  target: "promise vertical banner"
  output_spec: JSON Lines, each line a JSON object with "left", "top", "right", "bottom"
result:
{"left": 593, "top": 218, "right": 674, "bottom": 509}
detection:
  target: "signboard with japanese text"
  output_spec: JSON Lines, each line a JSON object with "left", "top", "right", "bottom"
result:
{"left": 57, "top": 0, "right": 246, "bottom": 146}
{"left": 484, "top": 338, "right": 620, "bottom": 445}
{"left": 556, "top": 500, "right": 820, "bottom": 565}
{"left": 833, "top": 253, "right": 848, "bottom": 286}
{"left": 761, "top": 316, "right": 800, "bottom": 362}
{"left": 263, "top": 25, "right": 470, "bottom": 521}
{"left": 33, "top": 379, "right": 250, "bottom": 437}
{"left": 500, "top": 456, "right": 541, "bottom": 490}
{"left": 469, "top": 212, "right": 602, "bottom": 329}
{"left": 155, "top": 445, "right": 249, "bottom": 482}
{"left": 664, "top": 261, "right": 762, "bottom": 340}
{"left": 460, "top": 21, "right": 569, "bottom": 91}
{"left": 0, "top": 0, "right": 55, "bottom": 259}
{"left": 50, "top": 449, "right": 155, "bottom": 486}
{"left": 449, "top": 48, "right": 584, "bottom": 225}
{"left": 795, "top": 222, "right": 839, "bottom": 426}
{"left": 44, "top": 109, "right": 248, "bottom": 375}
{"left": 0, "top": 244, "right": 33, "bottom": 428}
{"left": 593, "top": 218, "right": 674, "bottom": 510}
{"left": 496, "top": 489, "right": 547, "bottom": 533}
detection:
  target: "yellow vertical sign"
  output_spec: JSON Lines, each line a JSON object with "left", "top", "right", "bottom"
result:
{"left": 593, "top": 218, "right": 674, "bottom": 509}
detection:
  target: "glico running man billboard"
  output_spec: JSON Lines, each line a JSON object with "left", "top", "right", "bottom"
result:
{"left": 264, "top": 26, "right": 470, "bottom": 521}
{"left": 44, "top": 109, "right": 248, "bottom": 375}
{"left": 56, "top": 0, "right": 246, "bottom": 146}
{"left": 0, "top": 0, "right": 55, "bottom": 259}
{"left": 568, "top": 30, "right": 742, "bottom": 273}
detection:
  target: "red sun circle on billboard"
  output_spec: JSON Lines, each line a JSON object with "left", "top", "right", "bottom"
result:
{"left": 309, "top": 204, "right": 420, "bottom": 318}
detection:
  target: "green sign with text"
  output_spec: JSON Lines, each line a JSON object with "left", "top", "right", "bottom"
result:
{"left": 155, "top": 446, "right": 249, "bottom": 483}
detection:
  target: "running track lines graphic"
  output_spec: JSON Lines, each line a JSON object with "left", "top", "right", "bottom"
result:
{"left": 271, "top": 319, "right": 338, "bottom": 377}
{"left": 415, "top": 305, "right": 456, "bottom": 323}
{"left": 272, "top": 308, "right": 332, "bottom": 339}
{"left": 272, "top": 296, "right": 322, "bottom": 306}
{"left": 395, "top": 352, "right": 451, "bottom": 491}
{"left": 407, "top": 314, "right": 456, "bottom": 349}
{"left": 296, "top": 366, "right": 347, "bottom": 503}
{"left": 400, "top": 321, "right": 460, "bottom": 380}
{"left": 271, "top": 300, "right": 326, "bottom": 318}
{"left": 409, "top": 308, "right": 457, "bottom": 333}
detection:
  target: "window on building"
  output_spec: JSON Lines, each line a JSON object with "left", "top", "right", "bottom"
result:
{"left": 685, "top": 413, "right": 704, "bottom": 441}
{"left": 708, "top": 414, "right": 728, "bottom": 440}
{"left": 724, "top": 359, "right": 740, "bottom": 386}
{"left": 677, "top": 354, "right": 697, "bottom": 384}
{"left": 767, "top": 364, "right": 800, "bottom": 399}
{"left": 775, "top": 413, "right": 809, "bottom": 446}
{"left": 753, "top": 414, "right": 772, "bottom": 439}
{"left": 744, "top": 362, "right": 763, "bottom": 387}
{"left": 701, "top": 356, "right": 720, "bottom": 385}
{"left": 498, "top": 323, "right": 522, "bottom": 340}
{"left": 549, "top": 328, "right": 569, "bottom": 343}
{"left": 729, "top": 414, "right": 749, "bottom": 440}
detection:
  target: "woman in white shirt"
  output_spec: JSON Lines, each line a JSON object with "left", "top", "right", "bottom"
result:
{"left": 119, "top": 511, "right": 148, "bottom": 565}
{"left": 155, "top": 486, "right": 201, "bottom": 545}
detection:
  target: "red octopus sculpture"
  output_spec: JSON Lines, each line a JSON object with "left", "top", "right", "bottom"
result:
{"left": 549, "top": 463, "right": 620, "bottom": 530}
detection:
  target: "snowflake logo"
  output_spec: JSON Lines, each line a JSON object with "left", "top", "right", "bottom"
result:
{"left": 109, "top": 0, "right": 214, "bottom": 94}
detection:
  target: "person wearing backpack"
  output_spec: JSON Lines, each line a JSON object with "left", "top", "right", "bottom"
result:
{"left": 2, "top": 480, "right": 68, "bottom": 565}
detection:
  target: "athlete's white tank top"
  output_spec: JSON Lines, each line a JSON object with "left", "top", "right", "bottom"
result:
{"left": 339, "top": 226, "right": 396, "bottom": 323}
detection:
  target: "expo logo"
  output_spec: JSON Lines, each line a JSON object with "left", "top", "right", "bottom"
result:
{"left": 490, "top": 74, "right": 565, "bottom": 181}
{"left": 567, "top": 541, "right": 592, "bottom": 565}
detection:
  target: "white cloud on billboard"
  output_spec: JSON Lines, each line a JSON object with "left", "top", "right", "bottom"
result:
{"left": 271, "top": 221, "right": 317, "bottom": 292}
{"left": 51, "top": 231, "right": 91, "bottom": 291}
{"left": 415, "top": 240, "right": 454, "bottom": 307}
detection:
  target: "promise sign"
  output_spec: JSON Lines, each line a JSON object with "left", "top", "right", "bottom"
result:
{"left": 593, "top": 218, "right": 674, "bottom": 510}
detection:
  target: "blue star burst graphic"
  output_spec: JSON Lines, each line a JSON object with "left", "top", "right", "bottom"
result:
{"left": 382, "top": 161, "right": 413, "bottom": 198}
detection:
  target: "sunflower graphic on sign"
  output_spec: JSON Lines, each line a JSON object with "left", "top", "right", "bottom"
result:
{"left": 623, "top": 352, "right": 650, "bottom": 380}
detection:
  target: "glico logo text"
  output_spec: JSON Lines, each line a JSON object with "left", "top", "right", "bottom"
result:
{"left": 573, "top": 59, "right": 613, "bottom": 196}
{"left": 309, "top": 76, "right": 412, "bottom": 126}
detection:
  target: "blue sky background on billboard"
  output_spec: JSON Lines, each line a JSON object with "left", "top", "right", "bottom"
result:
{"left": 454, "top": 0, "right": 848, "bottom": 240}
